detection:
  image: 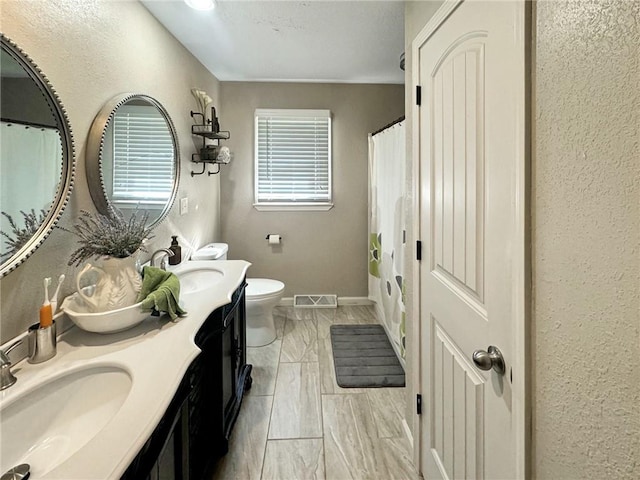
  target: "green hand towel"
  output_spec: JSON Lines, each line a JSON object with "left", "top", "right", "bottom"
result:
{"left": 137, "top": 266, "right": 187, "bottom": 320}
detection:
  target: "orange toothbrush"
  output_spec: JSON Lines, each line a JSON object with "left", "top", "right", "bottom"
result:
{"left": 39, "top": 277, "right": 53, "bottom": 328}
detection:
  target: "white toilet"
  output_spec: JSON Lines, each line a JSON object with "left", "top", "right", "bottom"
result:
{"left": 191, "top": 243, "right": 284, "bottom": 347}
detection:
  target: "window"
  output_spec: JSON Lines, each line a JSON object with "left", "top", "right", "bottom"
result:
{"left": 254, "top": 109, "right": 332, "bottom": 210}
{"left": 110, "top": 104, "right": 175, "bottom": 210}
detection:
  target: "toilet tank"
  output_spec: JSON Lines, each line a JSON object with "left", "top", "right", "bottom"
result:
{"left": 191, "top": 243, "right": 228, "bottom": 261}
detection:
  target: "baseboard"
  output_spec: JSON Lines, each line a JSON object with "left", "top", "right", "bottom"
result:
{"left": 337, "top": 297, "right": 373, "bottom": 305}
{"left": 279, "top": 296, "right": 373, "bottom": 307}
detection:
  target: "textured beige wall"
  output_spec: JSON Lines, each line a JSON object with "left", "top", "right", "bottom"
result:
{"left": 533, "top": 0, "right": 640, "bottom": 477}
{"left": 219, "top": 82, "right": 404, "bottom": 297}
{"left": 403, "top": 0, "right": 444, "bottom": 438}
{"left": 0, "top": 0, "right": 221, "bottom": 343}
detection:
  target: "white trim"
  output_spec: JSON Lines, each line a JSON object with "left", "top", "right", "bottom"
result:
{"left": 413, "top": 0, "right": 463, "bottom": 49}
{"left": 278, "top": 297, "right": 294, "bottom": 307}
{"left": 255, "top": 108, "right": 330, "bottom": 118}
{"left": 253, "top": 203, "right": 334, "bottom": 212}
{"left": 410, "top": 4, "right": 424, "bottom": 469}
{"left": 337, "top": 297, "right": 373, "bottom": 306}
{"left": 513, "top": 2, "right": 530, "bottom": 477}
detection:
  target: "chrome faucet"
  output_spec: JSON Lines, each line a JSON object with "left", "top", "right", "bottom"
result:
{"left": 1, "top": 339, "right": 22, "bottom": 390}
{"left": 151, "top": 248, "right": 174, "bottom": 270}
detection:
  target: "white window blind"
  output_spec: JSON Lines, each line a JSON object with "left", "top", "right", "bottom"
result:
{"left": 255, "top": 109, "right": 332, "bottom": 207}
{"left": 112, "top": 105, "right": 175, "bottom": 207}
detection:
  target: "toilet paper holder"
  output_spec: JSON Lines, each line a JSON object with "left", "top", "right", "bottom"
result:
{"left": 265, "top": 234, "right": 282, "bottom": 244}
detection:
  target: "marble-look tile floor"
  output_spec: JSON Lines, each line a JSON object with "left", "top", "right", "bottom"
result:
{"left": 212, "top": 305, "right": 420, "bottom": 480}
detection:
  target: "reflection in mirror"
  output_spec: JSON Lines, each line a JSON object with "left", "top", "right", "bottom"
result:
{"left": 86, "top": 94, "right": 179, "bottom": 227}
{"left": 0, "top": 34, "right": 75, "bottom": 277}
{"left": 1, "top": 50, "right": 61, "bottom": 261}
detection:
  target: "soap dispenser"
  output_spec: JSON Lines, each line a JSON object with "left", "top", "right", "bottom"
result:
{"left": 169, "top": 236, "right": 182, "bottom": 265}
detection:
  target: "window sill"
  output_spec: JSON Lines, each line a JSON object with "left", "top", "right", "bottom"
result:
{"left": 253, "top": 202, "right": 334, "bottom": 212}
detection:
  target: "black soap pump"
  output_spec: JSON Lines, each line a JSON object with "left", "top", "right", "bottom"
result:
{"left": 169, "top": 236, "right": 182, "bottom": 265}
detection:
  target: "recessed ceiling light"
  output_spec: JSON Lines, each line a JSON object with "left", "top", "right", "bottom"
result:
{"left": 184, "top": 0, "right": 215, "bottom": 11}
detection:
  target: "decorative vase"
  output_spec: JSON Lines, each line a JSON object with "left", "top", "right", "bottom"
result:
{"left": 76, "top": 255, "right": 142, "bottom": 313}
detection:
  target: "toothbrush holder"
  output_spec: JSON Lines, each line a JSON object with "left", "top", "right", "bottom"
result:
{"left": 28, "top": 321, "right": 57, "bottom": 364}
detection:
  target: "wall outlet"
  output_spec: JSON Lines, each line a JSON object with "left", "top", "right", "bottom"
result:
{"left": 180, "top": 197, "right": 188, "bottom": 215}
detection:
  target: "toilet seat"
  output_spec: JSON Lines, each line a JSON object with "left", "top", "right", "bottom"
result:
{"left": 247, "top": 278, "right": 285, "bottom": 300}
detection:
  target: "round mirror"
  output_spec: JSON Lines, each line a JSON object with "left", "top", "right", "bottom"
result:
{"left": 86, "top": 93, "right": 180, "bottom": 227}
{"left": 0, "top": 34, "right": 75, "bottom": 277}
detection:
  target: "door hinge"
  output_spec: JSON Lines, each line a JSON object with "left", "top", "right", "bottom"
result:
{"left": 416, "top": 240, "right": 422, "bottom": 261}
{"left": 416, "top": 85, "right": 422, "bottom": 106}
{"left": 416, "top": 394, "right": 422, "bottom": 415}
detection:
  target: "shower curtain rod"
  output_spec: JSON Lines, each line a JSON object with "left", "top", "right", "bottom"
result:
{"left": 371, "top": 115, "right": 405, "bottom": 137}
{"left": 1, "top": 117, "right": 58, "bottom": 130}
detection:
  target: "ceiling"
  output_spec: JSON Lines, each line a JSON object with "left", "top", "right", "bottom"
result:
{"left": 141, "top": 0, "right": 405, "bottom": 84}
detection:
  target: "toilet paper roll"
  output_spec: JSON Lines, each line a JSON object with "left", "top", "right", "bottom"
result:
{"left": 267, "top": 234, "right": 281, "bottom": 245}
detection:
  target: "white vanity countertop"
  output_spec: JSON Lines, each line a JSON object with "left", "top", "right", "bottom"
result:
{"left": 0, "top": 260, "right": 251, "bottom": 480}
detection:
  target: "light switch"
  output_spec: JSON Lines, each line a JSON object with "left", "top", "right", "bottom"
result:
{"left": 180, "top": 197, "right": 188, "bottom": 215}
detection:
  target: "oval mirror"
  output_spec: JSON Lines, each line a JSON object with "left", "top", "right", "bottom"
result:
{"left": 0, "top": 34, "right": 75, "bottom": 278}
{"left": 86, "top": 94, "right": 180, "bottom": 227}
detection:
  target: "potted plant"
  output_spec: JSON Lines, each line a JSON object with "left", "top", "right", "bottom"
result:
{"left": 60, "top": 209, "right": 154, "bottom": 312}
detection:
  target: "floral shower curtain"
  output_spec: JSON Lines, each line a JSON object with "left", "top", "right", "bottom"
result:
{"left": 368, "top": 120, "right": 406, "bottom": 362}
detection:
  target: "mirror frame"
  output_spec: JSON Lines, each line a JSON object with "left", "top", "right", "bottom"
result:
{"left": 0, "top": 33, "right": 76, "bottom": 278}
{"left": 86, "top": 93, "right": 180, "bottom": 228}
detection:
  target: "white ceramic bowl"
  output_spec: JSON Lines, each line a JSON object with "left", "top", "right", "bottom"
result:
{"left": 61, "top": 292, "right": 150, "bottom": 334}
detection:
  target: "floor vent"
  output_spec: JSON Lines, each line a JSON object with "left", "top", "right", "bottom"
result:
{"left": 294, "top": 294, "right": 338, "bottom": 309}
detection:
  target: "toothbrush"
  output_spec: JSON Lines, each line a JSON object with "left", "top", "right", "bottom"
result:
{"left": 50, "top": 274, "right": 65, "bottom": 314}
{"left": 40, "top": 277, "right": 53, "bottom": 328}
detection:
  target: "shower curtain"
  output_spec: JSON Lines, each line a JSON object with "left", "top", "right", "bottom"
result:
{"left": 368, "top": 120, "right": 406, "bottom": 363}
{"left": 0, "top": 121, "right": 62, "bottom": 257}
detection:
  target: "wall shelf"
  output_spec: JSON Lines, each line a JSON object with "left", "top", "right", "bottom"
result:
{"left": 191, "top": 124, "right": 230, "bottom": 140}
{"left": 190, "top": 110, "right": 231, "bottom": 176}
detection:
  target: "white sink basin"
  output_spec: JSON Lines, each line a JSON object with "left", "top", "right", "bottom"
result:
{"left": 179, "top": 268, "right": 224, "bottom": 294}
{"left": 0, "top": 366, "right": 132, "bottom": 477}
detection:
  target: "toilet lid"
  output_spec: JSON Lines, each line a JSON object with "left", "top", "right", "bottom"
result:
{"left": 246, "top": 278, "right": 285, "bottom": 300}
{"left": 191, "top": 243, "right": 228, "bottom": 260}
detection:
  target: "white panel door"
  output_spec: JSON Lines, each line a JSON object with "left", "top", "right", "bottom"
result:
{"left": 415, "top": 0, "right": 527, "bottom": 478}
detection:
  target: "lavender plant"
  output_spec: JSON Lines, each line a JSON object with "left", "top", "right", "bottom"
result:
{"left": 0, "top": 209, "right": 47, "bottom": 261}
{"left": 59, "top": 209, "right": 154, "bottom": 266}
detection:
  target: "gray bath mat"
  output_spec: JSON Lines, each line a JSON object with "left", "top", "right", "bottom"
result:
{"left": 330, "top": 324, "right": 405, "bottom": 388}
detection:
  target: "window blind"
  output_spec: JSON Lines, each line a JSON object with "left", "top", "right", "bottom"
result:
{"left": 112, "top": 105, "right": 174, "bottom": 206}
{"left": 255, "top": 109, "right": 331, "bottom": 204}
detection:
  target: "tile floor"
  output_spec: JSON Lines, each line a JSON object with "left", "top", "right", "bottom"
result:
{"left": 211, "top": 305, "right": 420, "bottom": 480}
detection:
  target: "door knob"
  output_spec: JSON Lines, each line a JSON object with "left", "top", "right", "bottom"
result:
{"left": 472, "top": 346, "right": 505, "bottom": 375}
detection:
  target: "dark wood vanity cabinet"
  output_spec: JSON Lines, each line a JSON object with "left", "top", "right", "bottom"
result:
{"left": 122, "top": 281, "right": 252, "bottom": 480}
{"left": 191, "top": 279, "right": 252, "bottom": 478}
